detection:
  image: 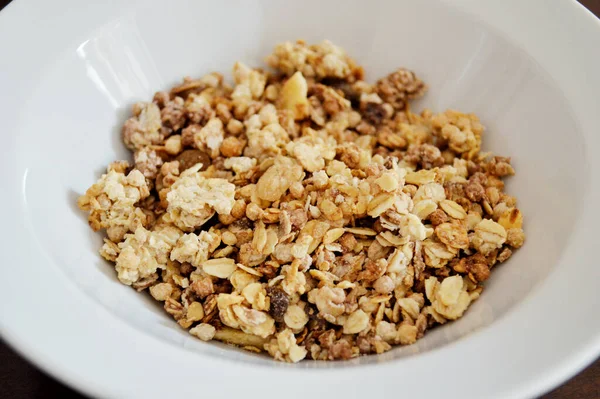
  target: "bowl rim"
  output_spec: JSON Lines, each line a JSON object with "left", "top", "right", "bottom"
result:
{"left": 1, "top": 0, "right": 599, "bottom": 398}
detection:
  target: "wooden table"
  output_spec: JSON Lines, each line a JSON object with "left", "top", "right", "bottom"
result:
{"left": 0, "top": 0, "right": 599, "bottom": 397}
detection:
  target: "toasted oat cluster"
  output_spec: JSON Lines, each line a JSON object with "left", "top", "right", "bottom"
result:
{"left": 78, "top": 40, "right": 525, "bottom": 362}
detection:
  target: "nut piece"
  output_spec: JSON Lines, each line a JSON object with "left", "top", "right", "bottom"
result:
{"left": 399, "top": 214, "right": 427, "bottom": 241}
{"left": 186, "top": 301, "right": 205, "bottom": 322}
{"left": 373, "top": 276, "right": 394, "bottom": 294}
{"left": 506, "top": 228, "right": 525, "bottom": 248}
{"left": 149, "top": 282, "right": 173, "bottom": 301}
{"left": 256, "top": 157, "right": 303, "bottom": 202}
{"left": 278, "top": 71, "right": 310, "bottom": 120}
{"left": 189, "top": 323, "right": 216, "bottom": 341}
{"left": 214, "top": 327, "right": 268, "bottom": 347}
{"left": 164, "top": 135, "right": 183, "bottom": 155}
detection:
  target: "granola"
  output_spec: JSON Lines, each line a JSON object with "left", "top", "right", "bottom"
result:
{"left": 78, "top": 39, "right": 525, "bottom": 362}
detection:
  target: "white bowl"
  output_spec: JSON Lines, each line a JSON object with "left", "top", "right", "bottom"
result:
{"left": 1, "top": 0, "right": 599, "bottom": 398}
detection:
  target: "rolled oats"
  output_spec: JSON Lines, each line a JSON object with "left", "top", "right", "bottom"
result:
{"left": 284, "top": 304, "right": 309, "bottom": 331}
{"left": 79, "top": 39, "right": 526, "bottom": 362}
{"left": 425, "top": 275, "right": 472, "bottom": 320}
{"left": 422, "top": 239, "right": 457, "bottom": 268}
{"left": 266, "top": 40, "right": 359, "bottom": 80}
{"left": 412, "top": 199, "right": 437, "bottom": 220}
{"left": 165, "top": 164, "right": 235, "bottom": 231}
{"left": 213, "top": 326, "right": 268, "bottom": 347}
{"left": 115, "top": 225, "right": 182, "bottom": 285}
{"left": 439, "top": 199, "right": 467, "bottom": 219}
{"left": 202, "top": 258, "right": 237, "bottom": 279}
{"left": 435, "top": 222, "right": 469, "bottom": 249}
{"left": 341, "top": 309, "right": 367, "bottom": 334}
{"left": 217, "top": 293, "right": 275, "bottom": 338}
{"left": 77, "top": 168, "right": 150, "bottom": 242}
{"left": 170, "top": 231, "right": 219, "bottom": 267}
{"left": 471, "top": 219, "right": 507, "bottom": 256}
{"left": 265, "top": 329, "right": 307, "bottom": 363}
{"left": 122, "top": 102, "right": 163, "bottom": 150}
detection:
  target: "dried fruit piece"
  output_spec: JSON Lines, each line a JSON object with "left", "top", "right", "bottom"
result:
{"left": 498, "top": 208, "right": 523, "bottom": 230}
{"left": 175, "top": 149, "right": 210, "bottom": 171}
{"left": 267, "top": 287, "right": 290, "bottom": 322}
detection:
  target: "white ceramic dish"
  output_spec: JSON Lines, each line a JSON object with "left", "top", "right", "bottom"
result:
{"left": 1, "top": 0, "right": 599, "bottom": 398}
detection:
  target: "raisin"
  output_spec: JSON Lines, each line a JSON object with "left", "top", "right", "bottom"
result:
{"left": 363, "top": 102, "right": 387, "bottom": 125}
{"left": 213, "top": 280, "right": 233, "bottom": 295}
{"left": 175, "top": 149, "right": 210, "bottom": 171}
{"left": 266, "top": 287, "right": 289, "bottom": 322}
{"left": 320, "top": 78, "right": 360, "bottom": 107}
{"left": 179, "top": 262, "right": 194, "bottom": 275}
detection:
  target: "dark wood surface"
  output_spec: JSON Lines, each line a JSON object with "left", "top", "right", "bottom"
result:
{"left": 0, "top": 0, "right": 599, "bottom": 397}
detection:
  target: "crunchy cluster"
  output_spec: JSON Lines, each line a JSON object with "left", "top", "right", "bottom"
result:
{"left": 78, "top": 40, "right": 525, "bottom": 362}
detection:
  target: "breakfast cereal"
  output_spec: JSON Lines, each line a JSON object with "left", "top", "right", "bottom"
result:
{"left": 78, "top": 40, "right": 525, "bottom": 362}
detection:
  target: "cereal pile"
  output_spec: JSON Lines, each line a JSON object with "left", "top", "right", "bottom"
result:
{"left": 78, "top": 40, "right": 525, "bottom": 362}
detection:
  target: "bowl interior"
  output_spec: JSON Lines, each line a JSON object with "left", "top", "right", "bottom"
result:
{"left": 17, "top": 0, "right": 586, "bottom": 365}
